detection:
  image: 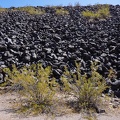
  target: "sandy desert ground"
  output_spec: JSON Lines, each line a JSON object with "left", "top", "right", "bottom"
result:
{"left": 0, "top": 92, "right": 120, "bottom": 120}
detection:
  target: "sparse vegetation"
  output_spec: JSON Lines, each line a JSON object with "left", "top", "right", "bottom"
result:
{"left": 1, "top": 61, "right": 109, "bottom": 117}
{"left": 61, "top": 62, "right": 107, "bottom": 112}
{"left": 3, "top": 63, "right": 57, "bottom": 114}
{"left": 0, "top": 7, "right": 7, "bottom": 13}
{"left": 0, "top": 6, "right": 46, "bottom": 15}
{"left": 16, "top": 6, "right": 45, "bottom": 15}
{"left": 55, "top": 8, "right": 69, "bottom": 15}
{"left": 82, "top": 4, "right": 110, "bottom": 19}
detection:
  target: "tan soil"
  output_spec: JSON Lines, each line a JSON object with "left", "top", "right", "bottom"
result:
{"left": 0, "top": 92, "right": 120, "bottom": 120}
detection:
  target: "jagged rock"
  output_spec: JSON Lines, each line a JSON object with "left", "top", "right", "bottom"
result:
{"left": 0, "top": 73, "right": 4, "bottom": 84}
{"left": 0, "top": 44, "right": 7, "bottom": 51}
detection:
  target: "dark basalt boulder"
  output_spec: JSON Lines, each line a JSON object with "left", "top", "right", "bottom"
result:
{"left": 0, "top": 44, "right": 7, "bottom": 52}
{"left": 0, "top": 73, "right": 4, "bottom": 84}
{"left": 106, "top": 78, "right": 120, "bottom": 97}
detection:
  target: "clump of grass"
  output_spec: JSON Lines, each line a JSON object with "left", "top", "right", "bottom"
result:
{"left": 3, "top": 63, "right": 57, "bottom": 115}
{"left": 16, "top": 6, "right": 45, "bottom": 15}
{"left": 82, "top": 4, "right": 110, "bottom": 19}
{"left": 61, "top": 61, "right": 107, "bottom": 112}
{"left": 55, "top": 8, "right": 69, "bottom": 15}
{"left": 0, "top": 7, "right": 7, "bottom": 13}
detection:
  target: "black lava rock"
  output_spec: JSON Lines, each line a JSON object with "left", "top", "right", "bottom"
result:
{"left": 0, "top": 5, "right": 120, "bottom": 94}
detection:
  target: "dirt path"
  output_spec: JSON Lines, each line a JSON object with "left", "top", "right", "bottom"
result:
{"left": 0, "top": 92, "right": 120, "bottom": 120}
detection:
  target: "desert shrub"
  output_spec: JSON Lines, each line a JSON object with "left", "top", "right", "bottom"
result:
{"left": 61, "top": 62, "right": 107, "bottom": 111}
{"left": 16, "top": 6, "right": 45, "bottom": 15}
{"left": 0, "top": 7, "right": 7, "bottom": 13}
{"left": 55, "top": 8, "right": 69, "bottom": 15}
{"left": 82, "top": 4, "right": 110, "bottom": 19}
{"left": 3, "top": 63, "right": 57, "bottom": 114}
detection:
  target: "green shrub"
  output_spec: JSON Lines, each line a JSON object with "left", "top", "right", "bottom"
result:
{"left": 55, "top": 8, "right": 69, "bottom": 15}
{"left": 16, "top": 6, "right": 45, "bottom": 15}
{"left": 61, "top": 62, "right": 107, "bottom": 111}
{"left": 3, "top": 63, "right": 57, "bottom": 114}
{"left": 82, "top": 4, "right": 110, "bottom": 19}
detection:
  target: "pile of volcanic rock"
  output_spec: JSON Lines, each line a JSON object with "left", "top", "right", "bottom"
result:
{"left": 0, "top": 5, "right": 120, "bottom": 96}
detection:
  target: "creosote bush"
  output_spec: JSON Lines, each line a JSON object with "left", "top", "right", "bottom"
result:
{"left": 55, "top": 8, "right": 69, "bottom": 15}
{"left": 16, "top": 6, "right": 45, "bottom": 15}
{"left": 61, "top": 62, "right": 107, "bottom": 112}
{"left": 2, "top": 61, "right": 108, "bottom": 116}
{"left": 3, "top": 63, "right": 57, "bottom": 114}
{"left": 82, "top": 4, "right": 110, "bottom": 19}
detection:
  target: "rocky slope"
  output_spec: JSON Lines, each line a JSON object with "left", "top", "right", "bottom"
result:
{"left": 0, "top": 5, "right": 120, "bottom": 95}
